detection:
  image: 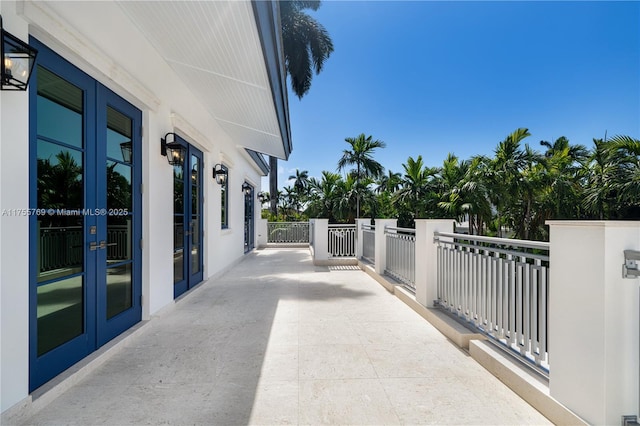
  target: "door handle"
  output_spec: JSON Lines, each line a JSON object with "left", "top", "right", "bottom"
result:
{"left": 99, "top": 240, "right": 107, "bottom": 249}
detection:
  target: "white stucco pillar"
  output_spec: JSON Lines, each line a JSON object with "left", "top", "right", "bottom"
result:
{"left": 312, "top": 218, "right": 329, "bottom": 264}
{"left": 374, "top": 219, "right": 397, "bottom": 275}
{"left": 547, "top": 221, "right": 640, "bottom": 425}
{"left": 257, "top": 218, "right": 267, "bottom": 248}
{"left": 355, "top": 218, "right": 370, "bottom": 260}
{"left": 414, "top": 219, "right": 454, "bottom": 308}
{"left": 1, "top": 5, "right": 32, "bottom": 413}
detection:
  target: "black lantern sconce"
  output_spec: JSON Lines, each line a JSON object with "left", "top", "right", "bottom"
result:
{"left": 242, "top": 182, "right": 253, "bottom": 196}
{"left": 160, "top": 132, "right": 186, "bottom": 166}
{"left": 213, "top": 163, "right": 227, "bottom": 185}
{"left": 120, "top": 141, "right": 132, "bottom": 163}
{"left": 1, "top": 16, "right": 38, "bottom": 91}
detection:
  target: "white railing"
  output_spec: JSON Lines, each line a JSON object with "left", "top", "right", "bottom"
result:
{"left": 39, "top": 226, "right": 83, "bottom": 273}
{"left": 267, "top": 222, "right": 309, "bottom": 243}
{"left": 361, "top": 224, "right": 375, "bottom": 263}
{"left": 384, "top": 226, "right": 416, "bottom": 290}
{"left": 434, "top": 232, "right": 550, "bottom": 371}
{"left": 327, "top": 224, "right": 356, "bottom": 257}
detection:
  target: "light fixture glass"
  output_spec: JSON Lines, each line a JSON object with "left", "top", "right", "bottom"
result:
{"left": 1, "top": 16, "right": 38, "bottom": 91}
{"left": 120, "top": 141, "right": 132, "bottom": 163}
{"left": 160, "top": 132, "right": 186, "bottom": 166}
{"left": 242, "top": 182, "right": 252, "bottom": 195}
{"left": 213, "top": 164, "right": 227, "bottom": 185}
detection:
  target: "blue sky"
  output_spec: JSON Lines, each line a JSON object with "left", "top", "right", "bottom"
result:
{"left": 266, "top": 0, "right": 640, "bottom": 189}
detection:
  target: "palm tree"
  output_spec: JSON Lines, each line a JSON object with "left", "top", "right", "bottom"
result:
{"left": 337, "top": 133, "right": 386, "bottom": 218}
{"left": 394, "top": 155, "right": 437, "bottom": 225}
{"left": 269, "top": 1, "right": 334, "bottom": 216}
{"left": 607, "top": 135, "right": 640, "bottom": 215}
{"left": 281, "top": 0, "right": 334, "bottom": 99}
{"left": 306, "top": 171, "right": 341, "bottom": 221}
{"left": 289, "top": 169, "right": 310, "bottom": 195}
{"left": 538, "top": 137, "right": 587, "bottom": 222}
{"left": 375, "top": 170, "right": 402, "bottom": 194}
{"left": 582, "top": 138, "right": 618, "bottom": 220}
{"left": 487, "top": 128, "right": 531, "bottom": 236}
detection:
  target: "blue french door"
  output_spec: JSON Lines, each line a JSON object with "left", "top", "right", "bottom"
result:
{"left": 244, "top": 183, "right": 255, "bottom": 253}
{"left": 29, "top": 39, "right": 142, "bottom": 390}
{"left": 173, "top": 139, "right": 204, "bottom": 298}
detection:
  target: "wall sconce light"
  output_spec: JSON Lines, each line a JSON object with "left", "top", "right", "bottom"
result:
{"left": 160, "top": 132, "right": 186, "bottom": 166}
{"left": 213, "top": 164, "right": 227, "bottom": 185}
{"left": 242, "top": 182, "right": 253, "bottom": 195}
{"left": 120, "top": 141, "right": 132, "bottom": 163}
{"left": 1, "top": 16, "right": 38, "bottom": 91}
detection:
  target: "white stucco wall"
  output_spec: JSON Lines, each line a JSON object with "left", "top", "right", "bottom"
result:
{"left": 0, "top": 2, "right": 31, "bottom": 413}
{"left": 1, "top": 1, "right": 267, "bottom": 412}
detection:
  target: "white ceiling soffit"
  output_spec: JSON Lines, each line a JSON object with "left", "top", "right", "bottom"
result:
{"left": 117, "top": 1, "right": 286, "bottom": 159}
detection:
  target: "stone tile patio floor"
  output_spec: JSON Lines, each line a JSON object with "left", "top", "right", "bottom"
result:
{"left": 21, "top": 248, "right": 551, "bottom": 425}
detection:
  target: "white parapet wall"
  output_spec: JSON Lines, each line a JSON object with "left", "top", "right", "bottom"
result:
{"left": 414, "top": 219, "right": 454, "bottom": 309}
{"left": 310, "top": 219, "right": 329, "bottom": 264}
{"left": 547, "top": 220, "right": 640, "bottom": 425}
{"left": 257, "top": 218, "right": 268, "bottom": 248}
{"left": 374, "top": 219, "right": 397, "bottom": 276}
{"left": 355, "top": 218, "right": 371, "bottom": 260}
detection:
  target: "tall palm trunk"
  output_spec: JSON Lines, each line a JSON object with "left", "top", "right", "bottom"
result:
{"left": 356, "top": 162, "right": 360, "bottom": 218}
{"left": 269, "top": 156, "right": 278, "bottom": 216}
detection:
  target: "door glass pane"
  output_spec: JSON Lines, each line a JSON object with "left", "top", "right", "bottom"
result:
{"left": 191, "top": 155, "right": 199, "bottom": 215}
{"left": 191, "top": 216, "right": 200, "bottom": 274}
{"left": 174, "top": 164, "right": 184, "bottom": 214}
{"left": 106, "top": 107, "right": 133, "bottom": 163}
{"left": 105, "top": 106, "right": 134, "bottom": 319}
{"left": 35, "top": 66, "right": 86, "bottom": 355}
{"left": 190, "top": 155, "right": 201, "bottom": 276}
{"left": 106, "top": 161, "right": 132, "bottom": 211}
{"left": 36, "top": 67, "right": 83, "bottom": 148}
{"left": 107, "top": 216, "right": 132, "bottom": 263}
{"left": 37, "top": 277, "right": 84, "bottom": 356}
{"left": 106, "top": 263, "right": 132, "bottom": 319}
{"left": 36, "top": 69, "right": 85, "bottom": 285}
{"left": 37, "top": 139, "right": 83, "bottom": 211}
{"left": 37, "top": 138, "right": 84, "bottom": 282}
{"left": 37, "top": 218, "right": 83, "bottom": 283}
{"left": 174, "top": 215, "right": 184, "bottom": 284}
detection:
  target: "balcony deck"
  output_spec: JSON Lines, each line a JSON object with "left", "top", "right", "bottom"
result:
{"left": 21, "top": 248, "right": 550, "bottom": 425}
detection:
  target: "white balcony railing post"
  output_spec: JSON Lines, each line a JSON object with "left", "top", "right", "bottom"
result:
{"left": 414, "top": 219, "right": 454, "bottom": 308}
{"left": 374, "top": 219, "right": 397, "bottom": 276}
{"left": 312, "top": 218, "right": 329, "bottom": 264}
{"left": 257, "top": 218, "right": 268, "bottom": 248}
{"left": 355, "top": 218, "right": 370, "bottom": 259}
{"left": 547, "top": 221, "right": 640, "bottom": 425}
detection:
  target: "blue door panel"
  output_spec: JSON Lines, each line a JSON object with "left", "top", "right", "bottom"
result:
{"left": 29, "top": 38, "right": 142, "bottom": 391}
{"left": 173, "top": 140, "right": 203, "bottom": 299}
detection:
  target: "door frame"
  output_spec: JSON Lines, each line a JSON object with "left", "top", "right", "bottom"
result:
{"left": 173, "top": 138, "right": 204, "bottom": 298}
{"left": 28, "top": 38, "right": 142, "bottom": 390}
{"left": 95, "top": 85, "right": 143, "bottom": 346}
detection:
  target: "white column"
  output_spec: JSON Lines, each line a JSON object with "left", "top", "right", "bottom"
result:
{"left": 1, "top": 8, "right": 32, "bottom": 412}
{"left": 312, "top": 218, "right": 329, "bottom": 264}
{"left": 414, "top": 219, "right": 454, "bottom": 308}
{"left": 547, "top": 220, "right": 640, "bottom": 425}
{"left": 374, "top": 219, "right": 397, "bottom": 276}
{"left": 257, "top": 218, "right": 268, "bottom": 248}
{"left": 355, "top": 218, "right": 370, "bottom": 260}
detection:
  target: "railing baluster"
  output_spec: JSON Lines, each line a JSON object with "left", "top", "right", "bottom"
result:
{"left": 434, "top": 231, "right": 550, "bottom": 374}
